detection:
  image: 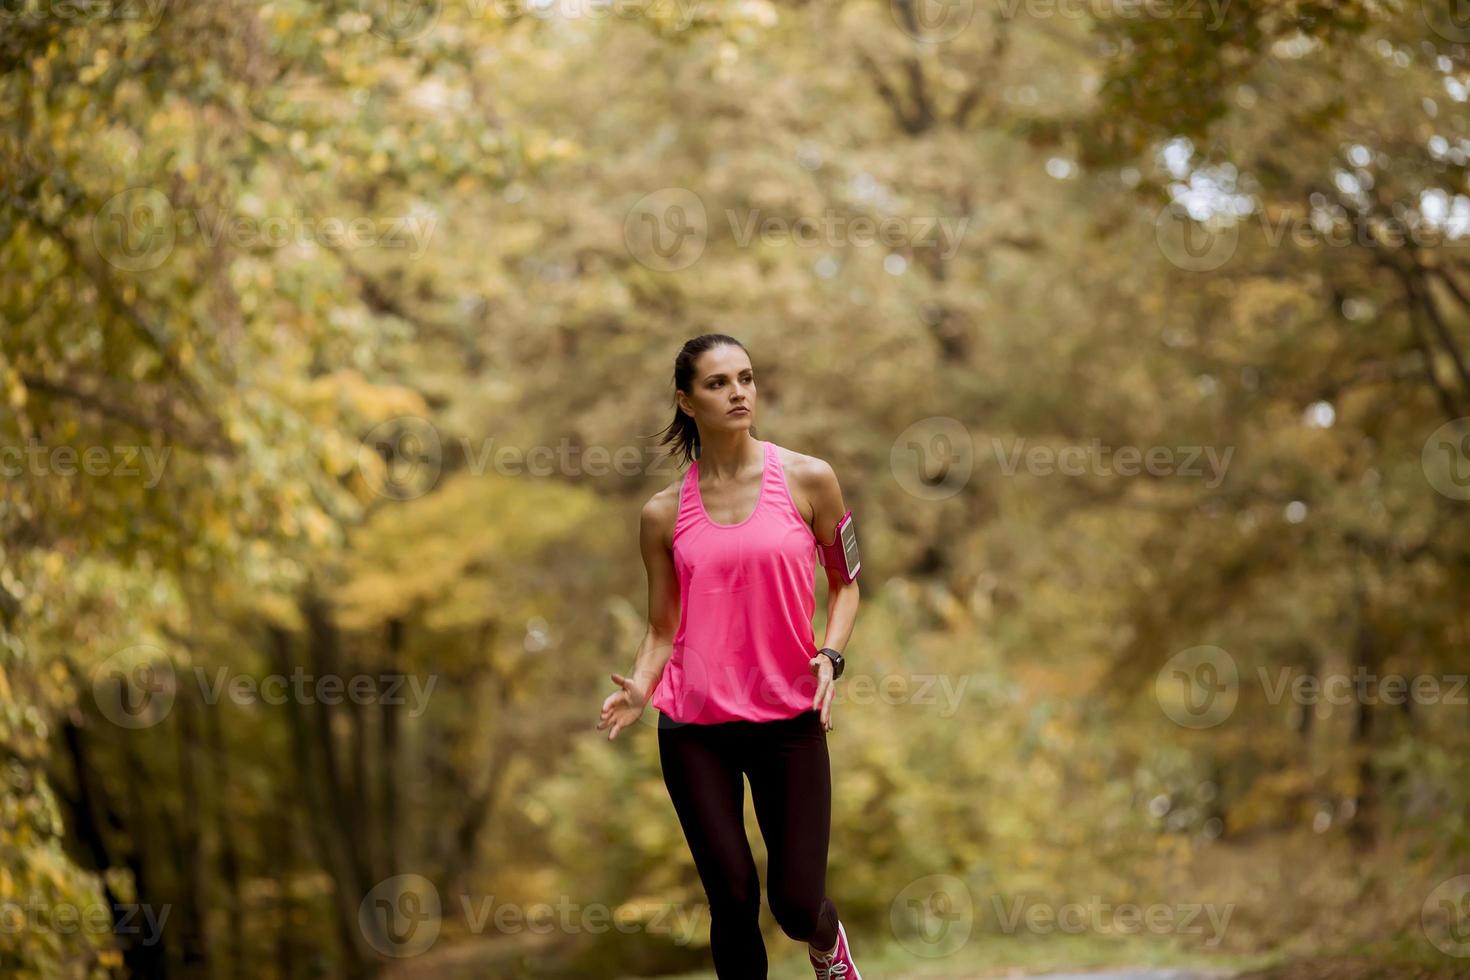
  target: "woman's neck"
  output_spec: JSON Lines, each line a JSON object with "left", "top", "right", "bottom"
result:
{"left": 699, "top": 432, "right": 762, "bottom": 481}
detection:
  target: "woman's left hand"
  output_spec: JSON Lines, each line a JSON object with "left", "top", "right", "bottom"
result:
{"left": 808, "top": 653, "right": 837, "bottom": 732}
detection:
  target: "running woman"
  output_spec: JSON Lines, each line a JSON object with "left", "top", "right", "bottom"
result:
{"left": 597, "top": 333, "right": 864, "bottom": 979}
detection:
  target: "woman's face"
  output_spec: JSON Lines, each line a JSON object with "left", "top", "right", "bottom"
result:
{"left": 679, "top": 345, "right": 756, "bottom": 434}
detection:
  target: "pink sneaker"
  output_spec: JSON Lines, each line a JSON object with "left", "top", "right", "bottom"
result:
{"left": 808, "top": 920, "right": 862, "bottom": 979}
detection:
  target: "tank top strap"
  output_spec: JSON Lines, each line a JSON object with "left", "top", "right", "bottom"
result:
{"left": 758, "top": 440, "right": 782, "bottom": 510}
{"left": 758, "top": 440, "right": 807, "bottom": 530}
{"left": 672, "top": 456, "right": 705, "bottom": 540}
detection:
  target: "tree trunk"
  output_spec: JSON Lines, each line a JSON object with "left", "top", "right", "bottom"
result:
{"left": 1347, "top": 595, "right": 1378, "bottom": 851}
{"left": 174, "top": 684, "right": 213, "bottom": 976}
{"left": 206, "top": 698, "right": 247, "bottom": 980}
{"left": 268, "top": 622, "right": 375, "bottom": 976}
{"left": 58, "top": 720, "right": 168, "bottom": 978}
{"left": 380, "top": 618, "right": 405, "bottom": 882}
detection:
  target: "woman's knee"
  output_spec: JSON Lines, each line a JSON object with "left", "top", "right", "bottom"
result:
{"left": 768, "top": 887, "right": 823, "bottom": 941}
{"left": 705, "top": 865, "right": 762, "bottom": 918}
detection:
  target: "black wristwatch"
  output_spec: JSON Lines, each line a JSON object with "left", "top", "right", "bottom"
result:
{"left": 817, "top": 647, "right": 845, "bottom": 679}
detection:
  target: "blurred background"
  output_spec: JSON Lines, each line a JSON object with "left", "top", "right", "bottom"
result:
{"left": 4, "top": 0, "right": 1470, "bottom": 977}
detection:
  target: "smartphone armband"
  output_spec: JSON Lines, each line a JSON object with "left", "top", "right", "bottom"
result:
{"left": 817, "top": 510, "right": 861, "bottom": 583}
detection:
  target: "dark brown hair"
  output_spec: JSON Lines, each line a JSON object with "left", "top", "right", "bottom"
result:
{"left": 655, "top": 334, "right": 758, "bottom": 466}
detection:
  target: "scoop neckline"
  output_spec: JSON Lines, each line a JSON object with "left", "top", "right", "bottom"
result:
{"left": 693, "top": 440, "right": 768, "bottom": 529}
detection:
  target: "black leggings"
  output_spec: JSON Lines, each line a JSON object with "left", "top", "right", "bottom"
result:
{"left": 657, "top": 708, "right": 840, "bottom": 977}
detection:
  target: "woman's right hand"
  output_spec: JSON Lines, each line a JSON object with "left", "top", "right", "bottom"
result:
{"left": 597, "top": 672, "right": 651, "bottom": 741}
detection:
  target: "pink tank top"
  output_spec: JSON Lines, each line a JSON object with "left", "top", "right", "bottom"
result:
{"left": 649, "top": 439, "right": 821, "bottom": 724}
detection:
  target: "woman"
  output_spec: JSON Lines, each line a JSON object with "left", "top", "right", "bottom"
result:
{"left": 596, "top": 334, "right": 865, "bottom": 978}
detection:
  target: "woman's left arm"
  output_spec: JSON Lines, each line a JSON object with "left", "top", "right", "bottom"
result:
{"left": 806, "top": 458, "right": 860, "bottom": 729}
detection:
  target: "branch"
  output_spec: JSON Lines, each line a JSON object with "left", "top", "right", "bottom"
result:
{"left": 952, "top": 14, "right": 1011, "bottom": 127}
{"left": 1309, "top": 356, "right": 1428, "bottom": 403}
{"left": 19, "top": 372, "right": 235, "bottom": 456}
{"left": 1399, "top": 272, "right": 1464, "bottom": 419}
{"left": 1410, "top": 259, "right": 1470, "bottom": 396}
{"left": 6, "top": 190, "right": 236, "bottom": 454}
{"left": 1365, "top": 229, "right": 1465, "bottom": 419}
{"left": 857, "top": 51, "right": 924, "bottom": 136}
{"left": 9, "top": 196, "right": 204, "bottom": 401}
{"left": 0, "top": 579, "right": 18, "bottom": 623}
{"left": 318, "top": 238, "right": 474, "bottom": 354}
{"left": 1427, "top": 262, "right": 1470, "bottom": 314}
{"left": 902, "top": 55, "right": 936, "bottom": 134}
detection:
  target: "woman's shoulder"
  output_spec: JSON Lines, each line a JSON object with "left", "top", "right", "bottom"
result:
{"left": 641, "top": 469, "right": 688, "bottom": 542}
{"left": 772, "top": 443, "right": 837, "bottom": 493}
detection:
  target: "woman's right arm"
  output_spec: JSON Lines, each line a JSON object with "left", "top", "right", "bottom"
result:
{"left": 597, "top": 491, "right": 680, "bottom": 739}
{"left": 628, "top": 494, "right": 681, "bottom": 695}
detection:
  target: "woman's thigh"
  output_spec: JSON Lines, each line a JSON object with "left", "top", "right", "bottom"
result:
{"left": 745, "top": 711, "right": 832, "bottom": 893}
{"left": 658, "top": 721, "right": 761, "bottom": 906}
